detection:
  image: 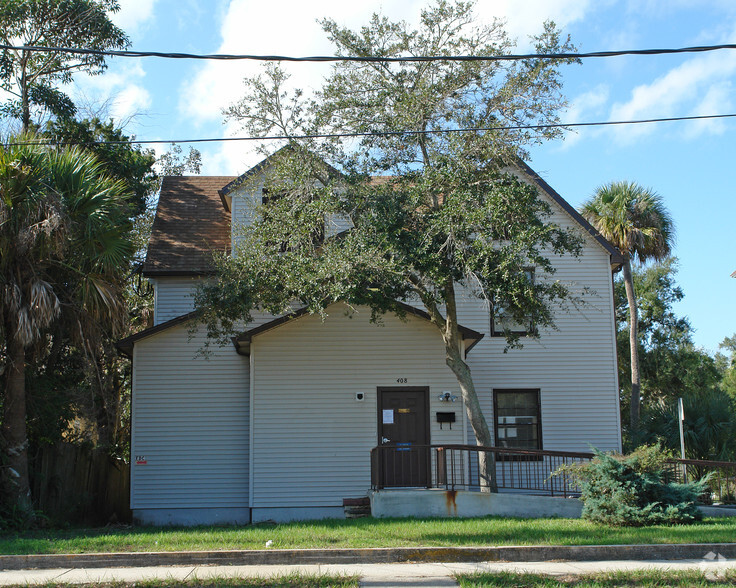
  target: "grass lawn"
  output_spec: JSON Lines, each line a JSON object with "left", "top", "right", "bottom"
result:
{"left": 457, "top": 569, "right": 736, "bottom": 587}
{"left": 2, "top": 516, "right": 736, "bottom": 555}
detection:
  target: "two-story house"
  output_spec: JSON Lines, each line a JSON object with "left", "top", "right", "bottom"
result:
{"left": 118, "top": 154, "right": 623, "bottom": 525}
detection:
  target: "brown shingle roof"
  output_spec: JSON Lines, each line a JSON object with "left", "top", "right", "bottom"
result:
{"left": 143, "top": 176, "right": 234, "bottom": 276}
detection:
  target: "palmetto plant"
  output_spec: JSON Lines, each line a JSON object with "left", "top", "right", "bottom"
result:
{"left": 0, "top": 136, "right": 132, "bottom": 516}
{"left": 641, "top": 391, "right": 736, "bottom": 463}
{"left": 581, "top": 181, "right": 674, "bottom": 438}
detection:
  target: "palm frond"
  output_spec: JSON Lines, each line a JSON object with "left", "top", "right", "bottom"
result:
{"left": 580, "top": 180, "right": 675, "bottom": 263}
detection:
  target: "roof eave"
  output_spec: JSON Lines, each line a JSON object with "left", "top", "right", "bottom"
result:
{"left": 141, "top": 268, "right": 214, "bottom": 278}
{"left": 116, "top": 311, "right": 198, "bottom": 359}
{"left": 513, "top": 158, "right": 625, "bottom": 270}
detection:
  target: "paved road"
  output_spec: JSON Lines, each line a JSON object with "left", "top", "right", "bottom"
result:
{"left": 2, "top": 558, "right": 736, "bottom": 587}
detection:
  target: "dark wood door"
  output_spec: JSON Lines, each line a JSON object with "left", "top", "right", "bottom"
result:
{"left": 378, "top": 387, "right": 430, "bottom": 487}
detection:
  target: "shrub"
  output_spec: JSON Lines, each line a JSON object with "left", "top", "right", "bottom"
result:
{"left": 561, "top": 444, "right": 707, "bottom": 526}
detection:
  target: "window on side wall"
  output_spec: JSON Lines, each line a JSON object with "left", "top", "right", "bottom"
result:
{"left": 491, "top": 268, "right": 535, "bottom": 337}
{"left": 493, "top": 389, "right": 542, "bottom": 452}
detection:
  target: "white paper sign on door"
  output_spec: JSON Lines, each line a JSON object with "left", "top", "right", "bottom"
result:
{"left": 382, "top": 409, "right": 394, "bottom": 424}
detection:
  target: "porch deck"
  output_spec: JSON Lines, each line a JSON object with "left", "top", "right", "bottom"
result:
{"left": 370, "top": 444, "right": 736, "bottom": 504}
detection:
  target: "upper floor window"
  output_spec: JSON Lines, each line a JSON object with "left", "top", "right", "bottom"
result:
{"left": 261, "top": 188, "right": 282, "bottom": 206}
{"left": 490, "top": 268, "right": 535, "bottom": 337}
{"left": 261, "top": 188, "right": 324, "bottom": 249}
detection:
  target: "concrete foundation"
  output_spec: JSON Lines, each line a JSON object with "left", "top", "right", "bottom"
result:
{"left": 132, "top": 507, "right": 251, "bottom": 526}
{"left": 250, "top": 506, "right": 345, "bottom": 523}
{"left": 700, "top": 505, "right": 736, "bottom": 518}
{"left": 370, "top": 490, "right": 736, "bottom": 520}
{"left": 370, "top": 489, "right": 584, "bottom": 519}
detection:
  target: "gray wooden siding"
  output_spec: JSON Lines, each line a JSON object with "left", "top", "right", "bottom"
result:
{"left": 456, "top": 189, "right": 621, "bottom": 452}
{"left": 139, "top": 164, "right": 620, "bottom": 514}
{"left": 229, "top": 169, "right": 353, "bottom": 240}
{"left": 153, "top": 277, "right": 199, "bottom": 325}
{"left": 250, "top": 304, "right": 465, "bottom": 508}
{"left": 131, "top": 323, "right": 250, "bottom": 509}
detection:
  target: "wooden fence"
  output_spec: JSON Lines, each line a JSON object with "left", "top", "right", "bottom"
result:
{"left": 31, "top": 443, "right": 131, "bottom": 524}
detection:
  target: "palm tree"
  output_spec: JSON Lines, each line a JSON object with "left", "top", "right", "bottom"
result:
{"left": 580, "top": 181, "right": 674, "bottom": 440}
{"left": 1, "top": 137, "right": 132, "bottom": 515}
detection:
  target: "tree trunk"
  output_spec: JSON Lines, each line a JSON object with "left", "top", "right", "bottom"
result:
{"left": 441, "top": 280, "right": 498, "bottom": 492}
{"left": 445, "top": 346, "right": 498, "bottom": 492}
{"left": 622, "top": 257, "right": 641, "bottom": 440}
{"left": 20, "top": 51, "right": 31, "bottom": 133}
{"left": 1, "top": 328, "right": 33, "bottom": 516}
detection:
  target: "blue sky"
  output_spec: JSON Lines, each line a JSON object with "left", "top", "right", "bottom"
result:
{"left": 68, "top": 0, "right": 735, "bottom": 353}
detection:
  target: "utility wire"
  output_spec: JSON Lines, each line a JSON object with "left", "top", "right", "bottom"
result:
{"left": 6, "top": 113, "right": 736, "bottom": 148}
{"left": 2, "top": 43, "right": 736, "bottom": 62}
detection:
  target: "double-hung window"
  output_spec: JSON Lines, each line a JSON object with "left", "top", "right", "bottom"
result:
{"left": 493, "top": 389, "right": 542, "bottom": 451}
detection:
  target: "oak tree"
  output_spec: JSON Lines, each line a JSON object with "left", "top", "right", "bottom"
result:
{"left": 196, "top": 1, "right": 584, "bottom": 489}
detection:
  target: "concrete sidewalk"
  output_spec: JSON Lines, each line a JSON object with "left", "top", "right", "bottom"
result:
{"left": 2, "top": 559, "right": 736, "bottom": 587}
{"left": 4, "top": 543, "right": 736, "bottom": 571}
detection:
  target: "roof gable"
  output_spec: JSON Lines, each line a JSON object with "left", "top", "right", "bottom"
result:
{"left": 232, "top": 301, "right": 484, "bottom": 357}
{"left": 513, "top": 159, "right": 624, "bottom": 268}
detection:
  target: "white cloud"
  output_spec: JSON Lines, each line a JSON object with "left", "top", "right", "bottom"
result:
{"left": 112, "top": 0, "right": 159, "bottom": 37}
{"left": 607, "top": 47, "right": 736, "bottom": 142}
{"left": 185, "top": 0, "right": 594, "bottom": 174}
{"left": 182, "top": 0, "right": 426, "bottom": 174}
{"left": 71, "top": 60, "right": 151, "bottom": 125}
{"left": 684, "top": 81, "right": 733, "bottom": 138}
{"left": 475, "top": 0, "right": 592, "bottom": 46}
{"left": 561, "top": 85, "right": 610, "bottom": 147}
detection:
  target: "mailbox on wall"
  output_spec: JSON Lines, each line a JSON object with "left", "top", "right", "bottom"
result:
{"left": 436, "top": 412, "right": 456, "bottom": 429}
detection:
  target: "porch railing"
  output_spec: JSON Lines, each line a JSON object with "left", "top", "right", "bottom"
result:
{"left": 663, "top": 458, "right": 736, "bottom": 505}
{"left": 370, "top": 444, "right": 736, "bottom": 504}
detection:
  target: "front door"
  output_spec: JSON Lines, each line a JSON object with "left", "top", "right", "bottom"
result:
{"left": 377, "top": 387, "right": 430, "bottom": 487}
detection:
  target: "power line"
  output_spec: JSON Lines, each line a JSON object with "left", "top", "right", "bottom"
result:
{"left": 2, "top": 43, "right": 736, "bottom": 63}
{"left": 6, "top": 113, "right": 736, "bottom": 148}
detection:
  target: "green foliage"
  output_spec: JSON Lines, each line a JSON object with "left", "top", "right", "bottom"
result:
{"left": 4, "top": 516, "right": 736, "bottom": 553}
{"left": 615, "top": 259, "right": 720, "bottom": 406}
{"left": 640, "top": 390, "right": 736, "bottom": 462}
{"left": 157, "top": 143, "right": 202, "bottom": 177}
{"left": 457, "top": 569, "right": 736, "bottom": 587}
{"left": 195, "top": 149, "right": 582, "bottom": 351}
{"left": 0, "top": 500, "right": 47, "bottom": 532}
{"left": 0, "top": 0, "right": 129, "bottom": 130}
{"left": 716, "top": 334, "right": 736, "bottom": 401}
{"left": 563, "top": 445, "right": 706, "bottom": 527}
{"left": 0, "top": 134, "right": 135, "bottom": 512}
{"left": 612, "top": 259, "right": 728, "bottom": 453}
{"left": 45, "top": 117, "right": 158, "bottom": 216}
{"left": 201, "top": 1, "right": 585, "bottom": 458}
{"left": 581, "top": 181, "right": 675, "bottom": 436}
{"left": 580, "top": 181, "right": 674, "bottom": 264}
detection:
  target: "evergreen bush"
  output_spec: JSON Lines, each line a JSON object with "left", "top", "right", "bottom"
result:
{"left": 561, "top": 444, "right": 707, "bottom": 526}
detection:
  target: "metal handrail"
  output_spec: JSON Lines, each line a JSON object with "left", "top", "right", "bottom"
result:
{"left": 370, "top": 444, "right": 736, "bottom": 504}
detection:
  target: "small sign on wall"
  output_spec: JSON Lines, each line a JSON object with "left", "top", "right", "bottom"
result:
{"left": 382, "top": 409, "right": 394, "bottom": 424}
{"left": 135, "top": 456, "right": 147, "bottom": 465}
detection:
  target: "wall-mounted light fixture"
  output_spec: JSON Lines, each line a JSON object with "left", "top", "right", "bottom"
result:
{"left": 438, "top": 391, "right": 457, "bottom": 402}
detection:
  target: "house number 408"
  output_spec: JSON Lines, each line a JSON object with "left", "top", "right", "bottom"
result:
{"left": 396, "top": 378, "right": 408, "bottom": 383}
